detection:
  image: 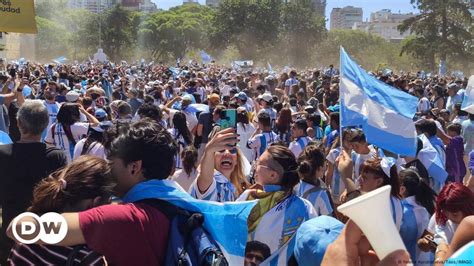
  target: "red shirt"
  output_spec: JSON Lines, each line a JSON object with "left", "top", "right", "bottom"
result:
{"left": 79, "top": 202, "right": 169, "bottom": 266}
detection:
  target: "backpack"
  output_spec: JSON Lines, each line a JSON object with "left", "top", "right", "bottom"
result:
{"left": 140, "top": 199, "right": 228, "bottom": 266}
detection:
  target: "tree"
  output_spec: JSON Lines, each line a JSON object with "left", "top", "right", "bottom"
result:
{"left": 35, "top": 17, "right": 69, "bottom": 60}
{"left": 210, "top": 0, "right": 281, "bottom": 59}
{"left": 280, "top": 0, "right": 326, "bottom": 66}
{"left": 140, "top": 5, "right": 213, "bottom": 60}
{"left": 100, "top": 5, "right": 136, "bottom": 61}
{"left": 399, "top": 0, "right": 473, "bottom": 71}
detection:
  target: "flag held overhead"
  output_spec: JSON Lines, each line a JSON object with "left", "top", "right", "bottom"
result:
{"left": 339, "top": 47, "right": 418, "bottom": 156}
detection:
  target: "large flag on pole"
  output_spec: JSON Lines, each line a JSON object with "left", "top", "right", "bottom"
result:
{"left": 461, "top": 76, "right": 474, "bottom": 114}
{"left": 0, "top": 0, "right": 37, "bottom": 34}
{"left": 339, "top": 47, "right": 418, "bottom": 156}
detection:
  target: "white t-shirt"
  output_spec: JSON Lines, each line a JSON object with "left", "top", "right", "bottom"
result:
{"left": 417, "top": 97, "right": 430, "bottom": 113}
{"left": 237, "top": 122, "right": 256, "bottom": 163}
{"left": 45, "top": 122, "right": 89, "bottom": 162}
{"left": 289, "top": 136, "right": 311, "bottom": 158}
{"left": 73, "top": 139, "right": 106, "bottom": 160}
{"left": 42, "top": 101, "right": 61, "bottom": 141}
{"left": 169, "top": 109, "right": 198, "bottom": 132}
{"left": 170, "top": 168, "right": 198, "bottom": 192}
{"left": 352, "top": 145, "right": 377, "bottom": 182}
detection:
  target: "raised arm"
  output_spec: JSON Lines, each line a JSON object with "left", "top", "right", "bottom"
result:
{"left": 196, "top": 128, "right": 238, "bottom": 193}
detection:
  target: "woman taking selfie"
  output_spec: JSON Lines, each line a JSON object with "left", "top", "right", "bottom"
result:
{"left": 190, "top": 128, "right": 249, "bottom": 202}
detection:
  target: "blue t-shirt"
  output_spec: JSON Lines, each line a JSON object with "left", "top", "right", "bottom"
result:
{"left": 326, "top": 130, "right": 339, "bottom": 148}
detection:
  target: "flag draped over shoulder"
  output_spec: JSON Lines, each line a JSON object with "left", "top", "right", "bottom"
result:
{"left": 339, "top": 47, "right": 418, "bottom": 157}
{"left": 461, "top": 76, "right": 474, "bottom": 114}
{"left": 122, "top": 179, "right": 257, "bottom": 265}
{"left": 418, "top": 134, "right": 448, "bottom": 193}
{"left": 0, "top": 0, "right": 37, "bottom": 34}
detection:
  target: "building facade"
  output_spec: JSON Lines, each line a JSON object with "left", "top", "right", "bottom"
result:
{"left": 68, "top": 0, "right": 116, "bottom": 13}
{"left": 205, "top": 0, "right": 220, "bottom": 7}
{"left": 330, "top": 6, "right": 363, "bottom": 30}
{"left": 368, "top": 10, "right": 415, "bottom": 42}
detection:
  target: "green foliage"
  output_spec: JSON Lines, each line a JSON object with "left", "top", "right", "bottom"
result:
{"left": 35, "top": 16, "right": 68, "bottom": 60}
{"left": 210, "top": 0, "right": 282, "bottom": 59}
{"left": 139, "top": 4, "right": 213, "bottom": 61}
{"left": 314, "top": 30, "right": 416, "bottom": 72}
{"left": 399, "top": 0, "right": 473, "bottom": 71}
{"left": 31, "top": 0, "right": 471, "bottom": 73}
{"left": 280, "top": 0, "right": 326, "bottom": 66}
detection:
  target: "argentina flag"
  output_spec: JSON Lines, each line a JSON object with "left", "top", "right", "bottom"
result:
{"left": 339, "top": 47, "right": 418, "bottom": 156}
{"left": 418, "top": 134, "right": 448, "bottom": 193}
{"left": 461, "top": 76, "right": 474, "bottom": 114}
{"left": 122, "top": 179, "right": 257, "bottom": 264}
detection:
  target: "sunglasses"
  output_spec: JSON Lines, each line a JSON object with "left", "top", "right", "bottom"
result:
{"left": 218, "top": 148, "right": 237, "bottom": 154}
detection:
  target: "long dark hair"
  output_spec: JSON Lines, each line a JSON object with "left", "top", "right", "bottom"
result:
{"left": 276, "top": 108, "right": 292, "bottom": 133}
{"left": 181, "top": 146, "right": 198, "bottom": 176}
{"left": 297, "top": 145, "right": 325, "bottom": 186}
{"left": 81, "top": 127, "right": 105, "bottom": 155}
{"left": 399, "top": 169, "right": 436, "bottom": 215}
{"left": 237, "top": 109, "right": 249, "bottom": 130}
{"left": 173, "top": 111, "right": 192, "bottom": 145}
{"left": 56, "top": 103, "right": 81, "bottom": 144}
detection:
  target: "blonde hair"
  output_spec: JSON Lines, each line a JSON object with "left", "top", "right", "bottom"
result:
{"left": 231, "top": 149, "right": 249, "bottom": 196}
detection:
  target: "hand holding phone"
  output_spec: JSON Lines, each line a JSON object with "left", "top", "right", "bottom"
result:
{"left": 219, "top": 109, "right": 237, "bottom": 130}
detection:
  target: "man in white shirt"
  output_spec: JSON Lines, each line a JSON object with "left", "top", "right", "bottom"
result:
{"left": 42, "top": 81, "right": 61, "bottom": 140}
{"left": 289, "top": 119, "right": 311, "bottom": 158}
{"left": 415, "top": 87, "right": 430, "bottom": 115}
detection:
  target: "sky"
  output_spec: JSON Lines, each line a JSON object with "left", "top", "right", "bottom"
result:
{"left": 153, "top": 0, "right": 419, "bottom": 26}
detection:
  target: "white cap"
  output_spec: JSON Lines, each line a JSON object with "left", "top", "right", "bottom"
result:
{"left": 66, "top": 90, "right": 80, "bottom": 102}
{"left": 261, "top": 93, "right": 272, "bottom": 102}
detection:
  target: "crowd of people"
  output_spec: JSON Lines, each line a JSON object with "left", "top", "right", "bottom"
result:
{"left": 0, "top": 58, "right": 473, "bottom": 266}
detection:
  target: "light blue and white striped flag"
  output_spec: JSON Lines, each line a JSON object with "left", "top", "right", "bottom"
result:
{"left": 122, "top": 179, "right": 257, "bottom": 265}
{"left": 200, "top": 50, "right": 212, "bottom": 64}
{"left": 418, "top": 134, "right": 448, "bottom": 193}
{"left": 461, "top": 76, "right": 474, "bottom": 114}
{"left": 339, "top": 47, "right": 418, "bottom": 156}
{"left": 52, "top": 56, "right": 67, "bottom": 65}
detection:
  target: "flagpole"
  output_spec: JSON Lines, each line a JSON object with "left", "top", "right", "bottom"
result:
{"left": 339, "top": 46, "right": 343, "bottom": 149}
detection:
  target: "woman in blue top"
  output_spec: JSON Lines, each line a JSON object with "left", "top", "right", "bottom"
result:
{"left": 294, "top": 145, "right": 333, "bottom": 216}
{"left": 398, "top": 169, "right": 436, "bottom": 265}
{"left": 190, "top": 128, "right": 249, "bottom": 202}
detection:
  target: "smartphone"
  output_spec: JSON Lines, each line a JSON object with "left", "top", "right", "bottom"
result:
{"left": 219, "top": 109, "right": 237, "bottom": 129}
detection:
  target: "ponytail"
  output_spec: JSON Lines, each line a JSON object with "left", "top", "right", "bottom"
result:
{"left": 297, "top": 145, "right": 325, "bottom": 186}
{"left": 28, "top": 156, "right": 113, "bottom": 214}
{"left": 267, "top": 145, "right": 299, "bottom": 192}
{"left": 399, "top": 169, "right": 436, "bottom": 215}
{"left": 181, "top": 147, "right": 198, "bottom": 177}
